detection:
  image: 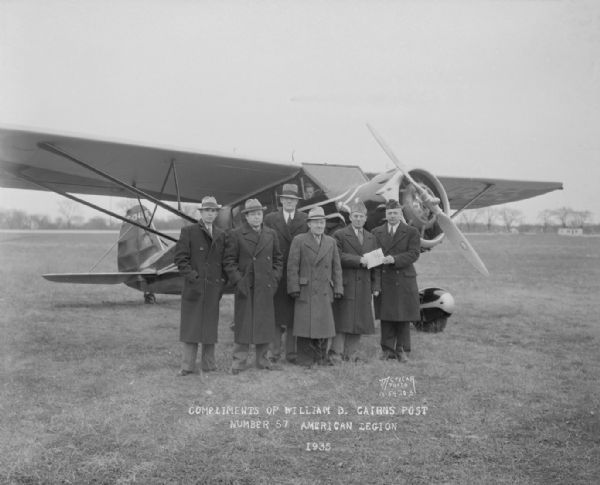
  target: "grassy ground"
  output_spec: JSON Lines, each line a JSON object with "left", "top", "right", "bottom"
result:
{"left": 1, "top": 232, "right": 598, "bottom": 484}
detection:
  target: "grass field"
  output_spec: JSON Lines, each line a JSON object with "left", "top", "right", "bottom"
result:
{"left": 1, "top": 231, "right": 598, "bottom": 484}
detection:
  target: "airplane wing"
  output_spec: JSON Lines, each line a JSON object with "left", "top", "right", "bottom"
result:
{"left": 437, "top": 176, "right": 563, "bottom": 210}
{"left": 0, "top": 126, "right": 300, "bottom": 207}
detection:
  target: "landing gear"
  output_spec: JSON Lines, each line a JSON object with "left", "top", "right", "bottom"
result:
{"left": 414, "top": 316, "right": 448, "bottom": 333}
{"left": 416, "top": 288, "right": 455, "bottom": 333}
{"left": 144, "top": 292, "right": 156, "bottom": 304}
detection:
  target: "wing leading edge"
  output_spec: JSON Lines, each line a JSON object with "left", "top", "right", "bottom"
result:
{"left": 438, "top": 176, "right": 563, "bottom": 210}
{"left": 0, "top": 126, "right": 301, "bottom": 206}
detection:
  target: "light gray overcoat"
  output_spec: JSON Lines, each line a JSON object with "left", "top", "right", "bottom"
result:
{"left": 287, "top": 232, "right": 343, "bottom": 339}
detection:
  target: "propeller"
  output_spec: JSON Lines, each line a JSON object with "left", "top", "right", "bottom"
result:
{"left": 367, "top": 123, "right": 489, "bottom": 276}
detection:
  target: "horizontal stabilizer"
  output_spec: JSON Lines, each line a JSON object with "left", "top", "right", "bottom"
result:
{"left": 42, "top": 271, "right": 160, "bottom": 285}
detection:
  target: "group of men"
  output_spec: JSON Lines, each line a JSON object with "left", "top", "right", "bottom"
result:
{"left": 173, "top": 183, "right": 421, "bottom": 376}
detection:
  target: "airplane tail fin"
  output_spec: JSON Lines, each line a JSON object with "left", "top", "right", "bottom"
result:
{"left": 117, "top": 206, "right": 164, "bottom": 272}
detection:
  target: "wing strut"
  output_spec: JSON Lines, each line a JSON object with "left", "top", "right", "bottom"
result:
{"left": 6, "top": 169, "right": 177, "bottom": 242}
{"left": 450, "top": 183, "right": 495, "bottom": 219}
{"left": 38, "top": 142, "right": 197, "bottom": 223}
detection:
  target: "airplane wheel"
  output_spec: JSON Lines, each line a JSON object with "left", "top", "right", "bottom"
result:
{"left": 414, "top": 316, "right": 447, "bottom": 333}
{"left": 144, "top": 292, "right": 156, "bottom": 304}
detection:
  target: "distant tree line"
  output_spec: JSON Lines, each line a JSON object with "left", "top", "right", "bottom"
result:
{"left": 1, "top": 203, "right": 597, "bottom": 234}
{"left": 455, "top": 206, "right": 598, "bottom": 234}
{"left": 0, "top": 202, "right": 190, "bottom": 231}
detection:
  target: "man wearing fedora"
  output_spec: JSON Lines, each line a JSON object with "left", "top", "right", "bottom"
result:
{"left": 174, "top": 196, "right": 227, "bottom": 376}
{"left": 264, "top": 183, "right": 308, "bottom": 363}
{"left": 287, "top": 206, "right": 343, "bottom": 367}
{"left": 331, "top": 198, "right": 381, "bottom": 363}
{"left": 224, "top": 199, "right": 283, "bottom": 374}
{"left": 371, "top": 200, "right": 421, "bottom": 362}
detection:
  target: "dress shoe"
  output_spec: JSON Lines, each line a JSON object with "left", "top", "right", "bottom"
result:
{"left": 177, "top": 369, "right": 194, "bottom": 377}
{"left": 327, "top": 350, "right": 343, "bottom": 365}
{"left": 259, "top": 363, "right": 283, "bottom": 371}
{"left": 397, "top": 349, "right": 409, "bottom": 363}
{"left": 231, "top": 368, "right": 243, "bottom": 375}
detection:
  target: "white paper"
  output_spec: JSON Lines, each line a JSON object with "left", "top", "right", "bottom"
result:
{"left": 363, "top": 248, "right": 385, "bottom": 269}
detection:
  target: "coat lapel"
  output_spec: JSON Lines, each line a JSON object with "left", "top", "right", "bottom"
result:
{"left": 275, "top": 209, "right": 292, "bottom": 242}
{"left": 242, "top": 224, "right": 259, "bottom": 253}
{"left": 315, "top": 235, "right": 331, "bottom": 264}
{"left": 288, "top": 211, "right": 304, "bottom": 236}
{"left": 254, "top": 225, "right": 270, "bottom": 255}
{"left": 388, "top": 224, "right": 409, "bottom": 252}
{"left": 302, "top": 233, "right": 320, "bottom": 258}
{"left": 199, "top": 221, "right": 213, "bottom": 243}
{"left": 344, "top": 226, "right": 364, "bottom": 255}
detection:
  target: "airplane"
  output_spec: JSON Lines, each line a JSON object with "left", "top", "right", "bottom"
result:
{"left": 0, "top": 125, "right": 562, "bottom": 331}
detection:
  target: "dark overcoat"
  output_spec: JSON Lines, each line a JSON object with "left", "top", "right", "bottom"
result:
{"left": 287, "top": 233, "right": 344, "bottom": 339}
{"left": 332, "top": 225, "right": 381, "bottom": 334}
{"left": 174, "top": 222, "right": 226, "bottom": 343}
{"left": 263, "top": 208, "right": 308, "bottom": 325}
{"left": 223, "top": 223, "right": 283, "bottom": 344}
{"left": 371, "top": 222, "right": 421, "bottom": 322}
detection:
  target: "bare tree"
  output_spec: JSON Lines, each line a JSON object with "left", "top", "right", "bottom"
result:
{"left": 56, "top": 199, "right": 82, "bottom": 229}
{"left": 551, "top": 206, "right": 573, "bottom": 228}
{"left": 456, "top": 210, "right": 480, "bottom": 232}
{"left": 477, "top": 207, "right": 499, "bottom": 232}
{"left": 537, "top": 209, "right": 556, "bottom": 233}
{"left": 570, "top": 210, "right": 593, "bottom": 228}
{"left": 498, "top": 206, "right": 523, "bottom": 232}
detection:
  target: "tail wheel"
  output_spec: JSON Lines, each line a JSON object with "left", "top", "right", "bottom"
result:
{"left": 144, "top": 292, "right": 156, "bottom": 304}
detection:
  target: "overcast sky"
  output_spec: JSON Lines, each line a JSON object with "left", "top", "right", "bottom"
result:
{"left": 1, "top": 0, "right": 598, "bottom": 222}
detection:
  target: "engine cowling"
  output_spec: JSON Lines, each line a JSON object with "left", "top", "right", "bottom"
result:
{"left": 401, "top": 169, "right": 450, "bottom": 250}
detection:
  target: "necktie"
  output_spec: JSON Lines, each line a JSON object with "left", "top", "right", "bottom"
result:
{"left": 206, "top": 225, "right": 212, "bottom": 237}
{"left": 357, "top": 229, "right": 364, "bottom": 244}
{"left": 389, "top": 225, "right": 395, "bottom": 237}
{"left": 286, "top": 214, "right": 292, "bottom": 227}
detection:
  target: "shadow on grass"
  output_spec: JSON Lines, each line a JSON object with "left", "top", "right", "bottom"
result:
{"left": 52, "top": 298, "right": 180, "bottom": 309}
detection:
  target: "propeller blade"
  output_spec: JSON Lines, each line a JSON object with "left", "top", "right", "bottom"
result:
{"left": 367, "top": 123, "right": 489, "bottom": 276}
{"left": 366, "top": 123, "right": 415, "bottom": 184}
{"left": 436, "top": 212, "right": 489, "bottom": 276}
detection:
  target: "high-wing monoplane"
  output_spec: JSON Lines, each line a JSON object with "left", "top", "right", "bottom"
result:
{"left": 0, "top": 125, "right": 562, "bottom": 330}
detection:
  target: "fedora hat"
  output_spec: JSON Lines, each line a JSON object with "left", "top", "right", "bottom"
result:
{"left": 385, "top": 199, "right": 402, "bottom": 210}
{"left": 279, "top": 183, "right": 301, "bottom": 199}
{"left": 198, "top": 196, "right": 222, "bottom": 210}
{"left": 241, "top": 198, "right": 267, "bottom": 214}
{"left": 307, "top": 206, "right": 327, "bottom": 220}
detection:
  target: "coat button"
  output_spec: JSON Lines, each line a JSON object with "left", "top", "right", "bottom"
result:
{"left": 253, "top": 257, "right": 256, "bottom": 260}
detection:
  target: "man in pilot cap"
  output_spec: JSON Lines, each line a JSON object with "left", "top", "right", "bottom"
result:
{"left": 331, "top": 198, "right": 381, "bottom": 362}
{"left": 287, "top": 206, "right": 343, "bottom": 367}
{"left": 371, "top": 199, "right": 420, "bottom": 362}
{"left": 174, "top": 196, "right": 227, "bottom": 376}
{"left": 264, "top": 183, "right": 308, "bottom": 363}
{"left": 224, "top": 199, "right": 283, "bottom": 374}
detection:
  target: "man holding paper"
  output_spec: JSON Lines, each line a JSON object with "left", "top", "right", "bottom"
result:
{"left": 371, "top": 199, "right": 421, "bottom": 362}
{"left": 331, "top": 199, "right": 381, "bottom": 362}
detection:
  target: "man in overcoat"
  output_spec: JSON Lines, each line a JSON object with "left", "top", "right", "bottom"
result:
{"left": 174, "top": 196, "right": 226, "bottom": 376}
{"left": 263, "top": 183, "right": 308, "bottom": 363}
{"left": 287, "top": 207, "right": 343, "bottom": 367}
{"left": 371, "top": 199, "right": 421, "bottom": 362}
{"left": 331, "top": 199, "right": 381, "bottom": 362}
{"left": 223, "top": 199, "right": 283, "bottom": 374}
